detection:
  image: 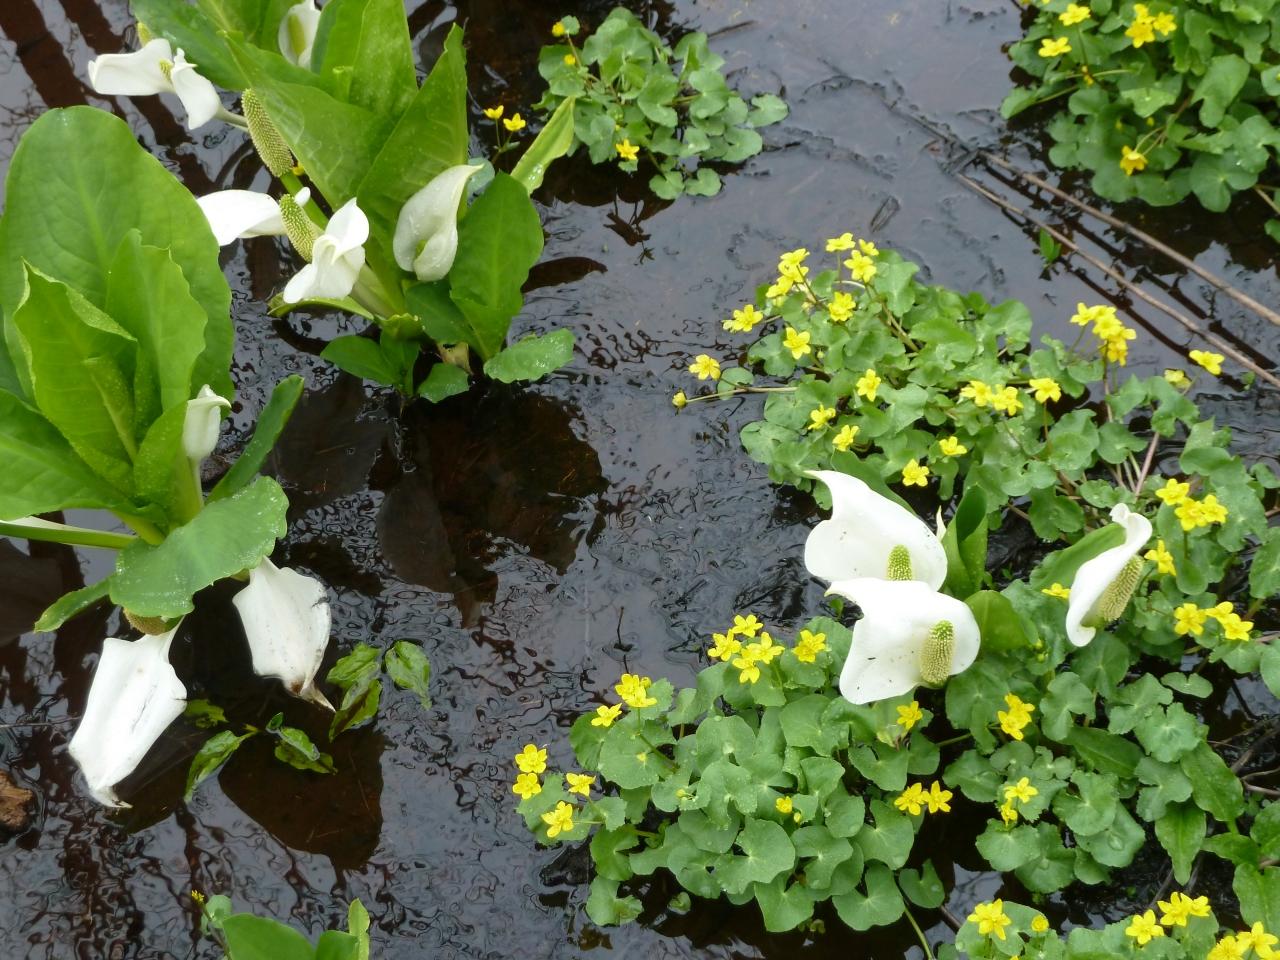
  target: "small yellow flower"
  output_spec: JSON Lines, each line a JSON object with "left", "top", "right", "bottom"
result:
{"left": 807, "top": 404, "right": 837, "bottom": 431}
{"left": 778, "top": 248, "right": 809, "bottom": 271}
{"left": 844, "top": 251, "right": 877, "bottom": 283}
{"left": 1038, "top": 36, "right": 1072, "bottom": 57}
{"left": 1004, "top": 776, "right": 1039, "bottom": 805}
{"left": 1145, "top": 540, "right": 1176, "bottom": 576}
{"left": 551, "top": 21, "right": 567, "bottom": 37}
{"left": 733, "top": 613, "right": 763, "bottom": 637}
{"left": 828, "top": 290, "right": 855, "bottom": 322}
{"left": 688, "top": 354, "right": 721, "bottom": 381}
{"left": 1028, "top": 377, "right": 1062, "bottom": 403}
{"left": 190, "top": 890, "right": 206, "bottom": 905}
{"left": 1031, "top": 915, "right": 1050, "bottom": 934}
{"left": 513, "top": 772, "right": 542, "bottom": 800}
{"left": 783, "top": 326, "right": 812, "bottom": 360}
{"left": 897, "top": 700, "right": 924, "bottom": 732}
{"left": 856, "top": 368, "right": 882, "bottom": 401}
{"left": 793, "top": 628, "right": 827, "bottom": 663}
{"left": 671, "top": 391, "right": 688, "bottom": 409}
{"left": 775, "top": 795, "right": 794, "bottom": 814}
{"left": 724, "top": 303, "right": 765, "bottom": 332}
{"left": 1239, "top": 922, "right": 1278, "bottom": 957}
{"left": 563, "top": 53, "right": 577, "bottom": 66}
{"left": 565, "top": 772, "right": 595, "bottom": 797}
{"left": 925, "top": 781, "right": 953, "bottom": 813}
{"left": 1041, "top": 582, "right": 1071, "bottom": 600}
{"left": 1152, "top": 11, "right": 1177, "bottom": 35}
{"left": 960, "top": 380, "right": 992, "bottom": 407}
{"left": 591, "top": 703, "right": 622, "bottom": 727}
{"left": 1209, "top": 935, "right": 1246, "bottom": 960}
{"left": 1060, "top": 3, "right": 1091, "bottom": 24}
{"left": 826, "top": 232, "right": 856, "bottom": 252}
{"left": 732, "top": 651, "right": 761, "bottom": 684}
{"left": 1127, "top": 15, "right": 1157, "bottom": 47}
{"left": 1120, "top": 146, "right": 1148, "bottom": 175}
{"left": 503, "top": 113, "right": 527, "bottom": 132}
{"left": 901, "top": 459, "right": 930, "bottom": 487}
{"left": 1173, "top": 603, "right": 1209, "bottom": 637}
{"left": 1100, "top": 325, "right": 1136, "bottom": 365}
{"left": 858, "top": 239, "right": 879, "bottom": 257}
{"left": 483, "top": 104, "right": 504, "bottom": 120}
{"left": 1158, "top": 891, "right": 1211, "bottom": 928}
{"left": 515, "top": 743, "right": 547, "bottom": 774}
{"left": 709, "top": 632, "right": 743, "bottom": 661}
{"left": 1164, "top": 368, "right": 1191, "bottom": 388}
{"left": 615, "top": 673, "right": 657, "bottom": 709}
{"left": 991, "top": 385, "right": 1024, "bottom": 415}
{"left": 968, "top": 900, "right": 1013, "bottom": 941}
{"left": 997, "top": 693, "right": 1035, "bottom": 741}
{"left": 1155, "top": 477, "right": 1191, "bottom": 504}
{"left": 541, "top": 800, "right": 575, "bottom": 838}
{"left": 1125, "top": 910, "right": 1165, "bottom": 945}
{"left": 1190, "top": 349, "right": 1225, "bottom": 376}
{"left": 748, "top": 633, "right": 785, "bottom": 664}
{"left": 938, "top": 436, "right": 968, "bottom": 457}
{"left": 1218, "top": 611, "right": 1254, "bottom": 642}
{"left": 895, "top": 783, "right": 927, "bottom": 815}
{"left": 615, "top": 138, "right": 639, "bottom": 162}
{"left": 999, "top": 799, "right": 1019, "bottom": 825}
{"left": 832, "top": 423, "right": 860, "bottom": 452}
{"left": 1198, "top": 493, "right": 1228, "bottom": 525}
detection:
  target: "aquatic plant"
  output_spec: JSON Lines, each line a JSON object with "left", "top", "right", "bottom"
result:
{"left": 196, "top": 891, "right": 371, "bottom": 959}
{"left": 532, "top": 9, "right": 788, "bottom": 199}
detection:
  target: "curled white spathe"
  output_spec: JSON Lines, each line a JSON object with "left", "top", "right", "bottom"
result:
{"left": 1065, "top": 502, "right": 1152, "bottom": 647}
{"left": 278, "top": 0, "right": 322, "bottom": 69}
{"left": 392, "top": 164, "right": 481, "bottom": 282}
{"left": 196, "top": 189, "right": 288, "bottom": 246}
{"left": 182, "top": 385, "right": 231, "bottom": 467}
{"left": 88, "top": 40, "right": 222, "bottom": 130}
{"left": 282, "top": 198, "right": 368, "bottom": 303}
{"left": 804, "top": 470, "right": 948, "bottom": 589}
{"left": 232, "top": 558, "right": 333, "bottom": 709}
{"left": 829, "top": 578, "right": 981, "bottom": 705}
{"left": 68, "top": 627, "right": 187, "bottom": 807}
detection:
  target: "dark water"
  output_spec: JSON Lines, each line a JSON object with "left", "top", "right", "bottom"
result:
{"left": 1, "top": 0, "right": 1278, "bottom": 957}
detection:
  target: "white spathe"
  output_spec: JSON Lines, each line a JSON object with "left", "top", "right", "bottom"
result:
{"left": 829, "top": 578, "right": 981, "bottom": 705}
{"left": 804, "top": 470, "right": 948, "bottom": 589}
{"left": 392, "top": 164, "right": 481, "bottom": 282}
{"left": 197, "top": 189, "right": 291, "bottom": 246}
{"left": 282, "top": 198, "right": 368, "bottom": 303}
{"left": 232, "top": 558, "right": 333, "bottom": 709}
{"left": 88, "top": 39, "right": 222, "bottom": 130}
{"left": 1065, "top": 502, "right": 1152, "bottom": 647}
{"left": 182, "top": 385, "right": 231, "bottom": 470}
{"left": 278, "top": 0, "right": 322, "bottom": 68}
{"left": 68, "top": 627, "right": 187, "bottom": 807}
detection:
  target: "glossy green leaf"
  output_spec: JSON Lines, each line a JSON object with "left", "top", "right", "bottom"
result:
{"left": 512, "top": 97, "right": 577, "bottom": 194}
{"left": 221, "top": 915, "right": 315, "bottom": 960}
{"left": 482, "top": 330, "right": 574, "bottom": 383}
{"left": 385, "top": 640, "right": 431, "bottom": 708}
{"left": 185, "top": 730, "right": 255, "bottom": 800}
{"left": 416, "top": 363, "right": 469, "bottom": 402}
{"left": 312, "top": 0, "right": 416, "bottom": 116}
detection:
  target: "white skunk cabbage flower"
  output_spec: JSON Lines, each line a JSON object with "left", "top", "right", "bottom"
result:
{"left": 278, "top": 0, "right": 322, "bottom": 69}
{"left": 805, "top": 470, "right": 948, "bottom": 589}
{"left": 829, "top": 578, "right": 981, "bottom": 705}
{"left": 196, "top": 189, "right": 291, "bottom": 246}
{"left": 392, "top": 164, "right": 481, "bottom": 282}
{"left": 68, "top": 627, "right": 186, "bottom": 807}
{"left": 182, "top": 385, "right": 231, "bottom": 487}
{"left": 282, "top": 198, "right": 368, "bottom": 303}
{"left": 88, "top": 39, "right": 222, "bottom": 130}
{"left": 1065, "top": 503, "right": 1152, "bottom": 647}
{"left": 232, "top": 558, "right": 334, "bottom": 709}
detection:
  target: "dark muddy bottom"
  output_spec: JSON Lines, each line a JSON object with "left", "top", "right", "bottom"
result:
{"left": 1, "top": 0, "right": 1278, "bottom": 957}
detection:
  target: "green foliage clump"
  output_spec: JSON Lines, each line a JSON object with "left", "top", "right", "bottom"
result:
{"left": 1003, "top": 0, "right": 1280, "bottom": 233}
{"left": 534, "top": 9, "right": 788, "bottom": 199}
{"left": 198, "top": 892, "right": 371, "bottom": 960}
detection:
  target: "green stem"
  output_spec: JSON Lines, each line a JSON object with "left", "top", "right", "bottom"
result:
{"left": 0, "top": 518, "right": 136, "bottom": 550}
{"left": 902, "top": 900, "right": 936, "bottom": 960}
{"left": 118, "top": 514, "right": 166, "bottom": 546}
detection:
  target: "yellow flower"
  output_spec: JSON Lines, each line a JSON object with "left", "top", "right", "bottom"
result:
{"left": 591, "top": 704, "right": 622, "bottom": 727}
{"left": 566, "top": 772, "right": 595, "bottom": 797}
{"left": 1100, "top": 325, "right": 1136, "bottom": 365}
{"left": 960, "top": 380, "right": 992, "bottom": 407}
{"left": 999, "top": 799, "right": 1019, "bottom": 825}
{"left": 1126, "top": 15, "right": 1157, "bottom": 46}
{"left": 1145, "top": 540, "right": 1176, "bottom": 576}
{"left": 732, "top": 651, "right": 761, "bottom": 684}
{"left": 191, "top": 890, "right": 206, "bottom": 905}
{"left": 615, "top": 138, "right": 639, "bottom": 162}
{"left": 859, "top": 239, "right": 879, "bottom": 257}
{"left": 1164, "top": 368, "right": 1191, "bottom": 388}
{"left": 968, "top": 900, "right": 1013, "bottom": 941}
{"left": 939, "top": 436, "right": 968, "bottom": 457}
{"left": 1199, "top": 493, "right": 1228, "bottom": 524}
{"left": 833, "top": 423, "right": 860, "bottom": 452}
{"left": 564, "top": 53, "right": 577, "bottom": 66}
{"left": 856, "top": 368, "right": 882, "bottom": 401}
{"left": 483, "top": 104, "right": 504, "bottom": 120}
{"left": 551, "top": 20, "right": 567, "bottom": 36}
{"left": 778, "top": 248, "right": 809, "bottom": 271}
{"left": 828, "top": 291, "right": 855, "bottom": 322}
{"left": 896, "top": 700, "right": 923, "bottom": 732}
{"left": 895, "top": 783, "right": 927, "bottom": 815}
{"left": 998, "top": 693, "right": 1035, "bottom": 740}
{"left": 541, "top": 800, "right": 575, "bottom": 838}
{"left": 725, "top": 303, "right": 765, "bottom": 332}
{"left": 515, "top": 743, "right": 547, "bottom": 774}
{"left": 671, "top": 391, "right": 688, "bottom": 409}
{"left": 844, "top": 251, "right": 877, "bottom": 283}
{"left": 616, "top": 673, "right": 657, "bottom": 709}
{"left": 1004, "top": 776, "right": 1039, "bottom": 805}
{"left": 991, "top": 385, "right": 1024, "bottom": 415}
{"left": 1041, "top": 582, "right": 1071, "bottom": 599}
{"left": 1239, "top": 923, "right": 1278, "bottom": 958}
{"left": 1120, "top": 146, "right": 1148, "bottom": 175}
{"left": 1031, "top": 915, "right": 1050, "bottom": 934}
{"left": 1173, "top": 603, "right": 1209, "bottom": 637}
{"left": 1060, "top": 3, "right": 1091, "bottom": 24}
{"left": 513, "top": 772, "right": 542, "bottom": 800}
{"left": 733, "top": 613, "right": 763, "bottom": 637}
{"left": 1158, "top": 891, "right": 1210, "bottom": 927}
{"left": 1152, "top": 11, "right": 1177, "bottom": 35}
{"left": 793, "top": 628, "right": 827, "bottom": 663}
{"left": 1190, "top": 349, "right": 1225, "bottom": 375}
{"left": 688, "top": 354, "right": 721, "bottom": 381}
{"left": 503, "top": 113, "right": 527, "bottom": 132}
{"left": 1218, "top": 611, "right": 1254, "bottom": 642}
{"left": 1028, "top": 377, "right": 1062, "bottom": 403}
{"left": 807, "top": 404, "right": 837, "bottom": 431}
{"left": 766, "top": 276, "right": 796, "bottom": 299}
{"left": 1155, "top": 477, "right": 1191, "bottom": 505}
{"left": 901, "top": 459, "right": 930, "bottom": 487}
{"left": 783, "top": 326, "right": 812, "bottom": 360}
{"left": 709, "top": 632, "right": 743, "bottom": 661}
{"left": 1176, "top": 495, "right": 1227, "bottom": 531}
{"left": 1209, "top": 935, "right": 1247, "bottom": 960}
{"left": 826, "top": 232, "right": 856, "bottom": 252}
{"left": 1071, "top": 302, "right": 1106, "bottom": 327}
{"left": 775, "top": 795, "right": 794, "bottom": 814}
{"left": 1039, "top": 36, "right": 1072, "bottom": 57}
{"left": 925, "top": 781, "right": 953, "bottom": 813}
{"left": 749, "top": 633, "right": 785, "bottom": 664}
{"left": 1125, "top": 910, "right": 1165, "bottom": 945}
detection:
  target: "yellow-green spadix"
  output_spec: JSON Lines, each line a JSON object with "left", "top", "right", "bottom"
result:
{"left": 828, "top": 578, "right": 980, "bottom": 705}
{"left": 805, "top": 470, "right": 947, "bottom": 588}
{"left": 393, "top": 164, "right": 482, "bottom": 282}
{"left": 1065, "top": 502, "right": 1152, "bottom": 647}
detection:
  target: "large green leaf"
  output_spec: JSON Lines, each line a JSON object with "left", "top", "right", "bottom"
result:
{"left": 0, "top": 107, "right": 233, "bottom": 399}
{"left": 196, "top": 0, "right": 294, "bottom": 48}
{"left": 312, "top": 0, "right": 416, "bottom": 116}
{"left": 448, "top": 173, "right": 544, "bottom": 359}
{"left": 483, "top": 330, "right": 574, "bottom": 383}
{"left": 0, "top": 390, "right": 132, "bottom": 519}
{"left": 209, "top": 374, "right": 304, "bottom": 502}
{"left": 110, "top": 475, "right": 288, "bottom": 617}
{"left": 128, "top": 0, "right": 246, "bottom": 89}
{"left": 512, "top": 96, "right": 577, "bottom": 194}
{"left": 220, "top": 915, "right": 315, "bottom": 960}
{"left": 11, "top": 268, "right": 139, "bottom": 491}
